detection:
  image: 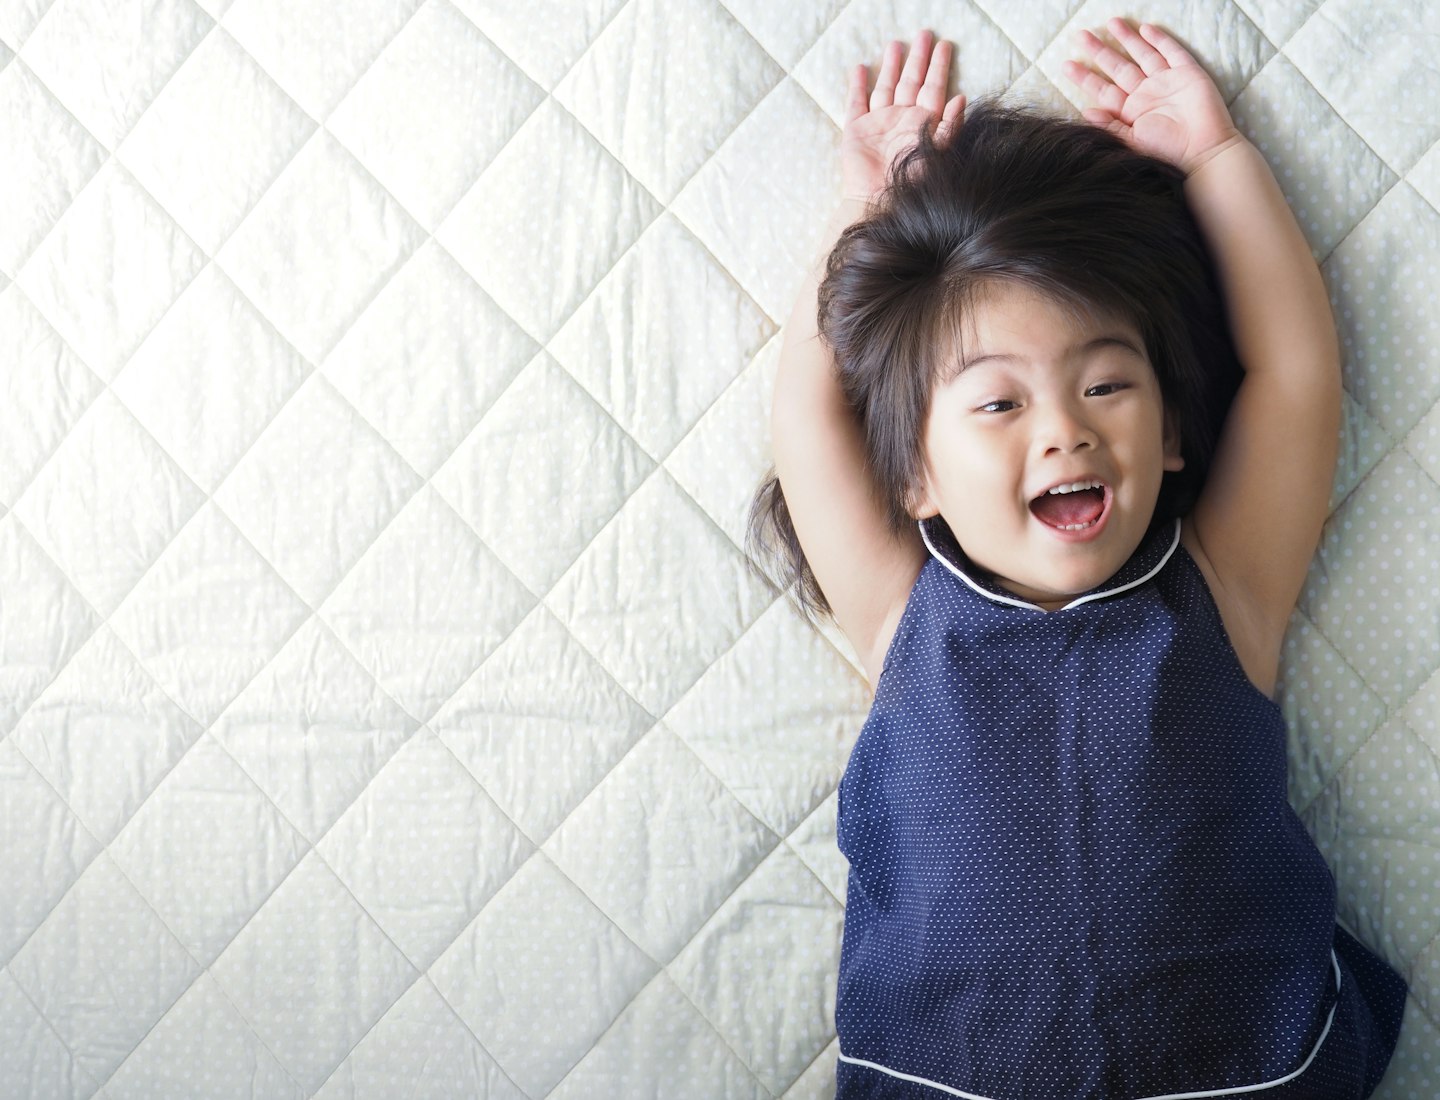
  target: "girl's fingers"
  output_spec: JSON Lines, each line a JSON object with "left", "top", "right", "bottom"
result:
{"left": 918, "top": 37, "right": 952, "bottom": 114}
{"left": 847, "top": 30, "right": 961, "bottom": 121}
{"left": 893, "top": 30, "right": 933, "bottom": 107}
{"left": 1075, "top": 28, "right": 1148, "bottom": 95}
{"left": 1138, "top": 22, "right": 1197, "bottom": 69}
{"left": 1106, "top": 17, "right": 1166, "bottom": 77}
{"left": 845, "top": 62, "right": 869, "bottom": 125}
{"left": 1061, "top": 58, "right": 1127, "bottom": 116}
{"left": 870, "top": 39, "right": 903, "bottom": 109}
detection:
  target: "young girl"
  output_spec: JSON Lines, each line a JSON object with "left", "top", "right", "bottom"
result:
{"left": 750, "top": 18, "right": 1408, "bottom": 1100}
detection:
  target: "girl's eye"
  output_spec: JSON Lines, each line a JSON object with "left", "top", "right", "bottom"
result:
{"left": 1086, "top": 382, "right": 1127, "bottom": 397}
{"left": 977, "top": 399, "right": 1017, "bottom": 414}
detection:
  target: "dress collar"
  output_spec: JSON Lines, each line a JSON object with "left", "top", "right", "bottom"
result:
{"left": 917, "top": 515, "right": 1181, "bottom": 612}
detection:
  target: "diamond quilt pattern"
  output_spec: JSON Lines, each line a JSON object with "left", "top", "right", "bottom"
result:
{"left": 1, "top": 0, "right": 1437, "bottom": 1096}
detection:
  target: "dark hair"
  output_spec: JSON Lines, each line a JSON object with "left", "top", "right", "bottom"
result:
{"left": 745, "top": 94, "right": 1242, "bottom": 623}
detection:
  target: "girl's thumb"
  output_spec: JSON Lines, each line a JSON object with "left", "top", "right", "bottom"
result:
{"left": 935, "top": 93, "right": 966, "bottom": 147}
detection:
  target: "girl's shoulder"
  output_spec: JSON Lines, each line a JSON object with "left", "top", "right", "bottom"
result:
{"left": 1178, "top": 518, "right": 1282, "bottom": 698}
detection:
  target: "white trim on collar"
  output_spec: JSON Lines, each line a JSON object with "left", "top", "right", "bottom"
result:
{"left": 917, "top": 517, "right": 1182, "bottom": 612}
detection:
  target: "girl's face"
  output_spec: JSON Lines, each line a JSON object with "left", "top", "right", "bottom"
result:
{"left": 910, "top": 283, "right": 1184, "bottom": 610}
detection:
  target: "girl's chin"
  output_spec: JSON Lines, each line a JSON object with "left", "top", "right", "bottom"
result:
{"left": 987, "top": 559, "right": 1117, "bottom": 607}
{"left": 996, "top": 582, "right": 1083, "bottom": 609}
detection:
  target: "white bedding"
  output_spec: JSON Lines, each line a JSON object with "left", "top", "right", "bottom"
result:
{"left": 0, "top": 0, "right": 1436, "bottom": 1095}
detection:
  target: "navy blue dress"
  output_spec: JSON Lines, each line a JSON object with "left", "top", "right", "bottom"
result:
{"left": 835, "top": 516, "right": 1407, "bottom": 1099}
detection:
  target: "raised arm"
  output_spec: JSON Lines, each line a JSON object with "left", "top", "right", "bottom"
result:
{"left": 1065, "top": 19, "right": 1342, "bottom": 693}
{"left": 771, "top": 31, "right": 963, "bottom": 687}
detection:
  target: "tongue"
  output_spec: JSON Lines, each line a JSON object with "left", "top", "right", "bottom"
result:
{"left": 1031, "top": 487, "right": 1104, "bottom": 527}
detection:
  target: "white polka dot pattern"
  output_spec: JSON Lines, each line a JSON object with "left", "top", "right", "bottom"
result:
{"left": 835, "top": 520, "right": 1407, "bottom": 1098}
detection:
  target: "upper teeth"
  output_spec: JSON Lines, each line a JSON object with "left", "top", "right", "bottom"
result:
{"left": 1047, "top": 480, "right": 1103, "bottom": 495}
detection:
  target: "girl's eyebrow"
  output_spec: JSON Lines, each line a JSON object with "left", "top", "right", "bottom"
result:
{"left": 957, "top": 334, "right": 1144, "bottom": 372}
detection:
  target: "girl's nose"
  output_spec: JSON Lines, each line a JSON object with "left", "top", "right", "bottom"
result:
{"left": 1038, "top": 402, "right": 1098, "bottom": 454}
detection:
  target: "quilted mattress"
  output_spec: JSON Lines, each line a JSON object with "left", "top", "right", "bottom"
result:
{"left": 1, "top": 0, "right": 1437, "bottom": 1096}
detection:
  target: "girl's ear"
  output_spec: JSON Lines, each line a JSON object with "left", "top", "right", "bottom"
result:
{"left": 906, "top": 466, "right": 941, "bottom": 520}
{"left": 1162, "top": 406, "right": 1185, "bottom": 472}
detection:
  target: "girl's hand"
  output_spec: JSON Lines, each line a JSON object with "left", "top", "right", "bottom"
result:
{"left": 842, "top": 30, "right": 966, "bottom": 204}
{"left": 1063, "top": 18, "right": 1243, "bottom": 176}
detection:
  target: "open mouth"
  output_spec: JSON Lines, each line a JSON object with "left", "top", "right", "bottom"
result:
{"left": 1029, "top": 479, "right": 1109, "bottom": 531}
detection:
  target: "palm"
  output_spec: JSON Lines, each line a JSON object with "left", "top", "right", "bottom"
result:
{"left": 1109, "top": 64, "right": 1234, "bottom": 169}
{"left": 842, "top": 103, "right": 945, "bottom": 198}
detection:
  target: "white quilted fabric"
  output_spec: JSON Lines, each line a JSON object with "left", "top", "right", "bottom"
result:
{"left": 1, "top": 0, "right": 1437, "bottom": 1096}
